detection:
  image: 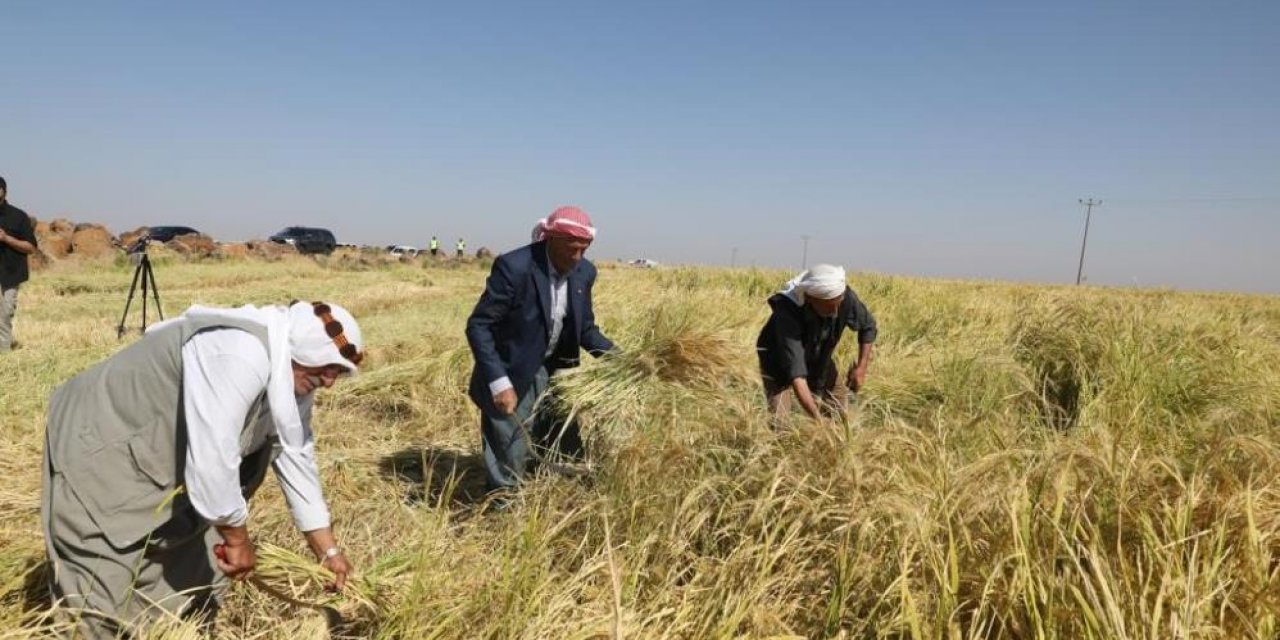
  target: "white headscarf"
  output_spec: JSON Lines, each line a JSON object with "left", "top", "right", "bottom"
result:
{"left": 779, "top": 264, "right": 847, "bottom": 305}
{"left": 147, "top": 301, "right": 364, "bottom": 457}
{"left": 285, "top": 301, "right": 363, "bottom": 374}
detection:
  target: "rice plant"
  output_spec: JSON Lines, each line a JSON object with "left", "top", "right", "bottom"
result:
{"left": 0, "top": 256, "right": 1277, "bottom": 638}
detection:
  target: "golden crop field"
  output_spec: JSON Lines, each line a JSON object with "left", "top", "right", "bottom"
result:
{"left": 1, "top": 253, "right": 1277, "bottom": 639}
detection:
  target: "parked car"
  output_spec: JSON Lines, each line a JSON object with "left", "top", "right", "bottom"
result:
{"left": 269, "top": 226, "right": 337, "bottom": 255}
{"left": 146, "top": 226, "right": 201, "bottom": 242}
{"left": 629, "top": 258, "right": 660, "bottom": 269}
{"left": 388, "top": 245, "right": 419, "bottom": 257}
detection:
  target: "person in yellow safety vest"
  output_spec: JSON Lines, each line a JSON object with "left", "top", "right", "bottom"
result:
{"left": 456, "top": 237, "right": 466, "bottom": 258}
{"left": 429, "top": 236, "right": 439, "bottom": 256}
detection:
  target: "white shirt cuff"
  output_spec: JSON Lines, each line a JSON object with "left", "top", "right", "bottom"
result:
{"left": 489, "top": 376, "right": 513, "bottom": 396}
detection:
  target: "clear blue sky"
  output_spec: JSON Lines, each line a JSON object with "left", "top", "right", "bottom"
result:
{"left": 3, "top": 1, "right": 1277, "bottom": 292}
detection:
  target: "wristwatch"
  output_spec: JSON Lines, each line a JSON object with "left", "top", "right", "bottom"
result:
{"left": 322, "top": 546, "right": 342, "bottom": 560}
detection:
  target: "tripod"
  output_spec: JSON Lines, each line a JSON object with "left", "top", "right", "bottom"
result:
{"left": 117, "top": 249, "right": 164, "bottom": 338}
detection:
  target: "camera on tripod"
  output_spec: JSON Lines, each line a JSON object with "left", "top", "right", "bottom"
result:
{"left": 117, "top": 233, "right": 164, "bottom": 338}
{"left": 125, "top": 235, "right": 150, "bottom": 256}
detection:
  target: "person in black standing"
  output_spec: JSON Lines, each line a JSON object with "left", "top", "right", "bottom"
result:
{"left": 0, "top": 176, "right": 39, "bottom": 352}
{"left": 756, "top": 264, "right": 877, "bottom": 424}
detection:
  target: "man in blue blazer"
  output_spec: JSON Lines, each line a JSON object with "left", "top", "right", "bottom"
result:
{"left": 466, "top": 206, "right": 615, "bottom": 494}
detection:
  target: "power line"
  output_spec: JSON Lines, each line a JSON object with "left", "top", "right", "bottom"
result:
{"left": 1076, "top": 198, "right": 1100, "bottom": 286}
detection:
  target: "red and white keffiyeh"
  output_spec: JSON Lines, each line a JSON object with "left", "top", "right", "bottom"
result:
{"left": 532, "top": 206, "right": 597, "bottom": 242}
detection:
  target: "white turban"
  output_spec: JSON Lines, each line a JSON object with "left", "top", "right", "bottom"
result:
{"left": 780, "top": 264, "right": 847, "bottom": 305}
{"left": 286, "top": 301, "right": 364, "bottom": 374}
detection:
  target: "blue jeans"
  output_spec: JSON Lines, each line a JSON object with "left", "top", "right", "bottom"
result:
{"left": 480, "top": 367, "right": 584, "bottom": 492}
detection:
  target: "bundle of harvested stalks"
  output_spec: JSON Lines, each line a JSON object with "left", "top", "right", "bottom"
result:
{"left": 617, "top": 306, "right": 737, "bottom": 385}
{"left": 552, "top": 299, "right": 749, "bottom": 438}
{"left": 245, "top": 544, "right": 389, "bottom": 624}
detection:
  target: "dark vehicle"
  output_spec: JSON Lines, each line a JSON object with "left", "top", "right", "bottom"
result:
{"left": 269, "top": 226, "right": 337, "bottom": 255}
{"left": 146, "top": 226, "right": 201, "bottom": 242}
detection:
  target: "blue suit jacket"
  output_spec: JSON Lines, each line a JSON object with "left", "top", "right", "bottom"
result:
{"left": 465, "top": 241, "right": 615, "bottom": 416}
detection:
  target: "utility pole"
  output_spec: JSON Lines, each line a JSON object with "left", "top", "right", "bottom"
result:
{"left": 1075, "top": 198, "right": 1101, "bottom": 285}
{"left": 800, "top": 235, "right": 811, "bottom": 270}
{"left": 730, "top": 247, "right": 738, "bottom": 268}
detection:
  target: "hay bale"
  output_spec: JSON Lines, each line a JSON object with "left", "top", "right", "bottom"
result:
{"left": 167, "top": 233, "right": 219, "bottom": 258}
{"left": 40, "top": 234, "right": 72, "bottom": 259}
{"left": 70, "top": 224, "right": 116, "bottom": 259}
{"left": 49, "top": 219, "right": 75, "bottom": 236}
{"left": 35, "top": 217, "right": 74, "bottom": 259}
{"left": 475, "top": 247, "right": 494, "bottom": 259}
{"left": 247, "top": 240, "right": 297, "bottom": 261}
{"left": 220, "top": 242, "right": 250, "bottom": 258}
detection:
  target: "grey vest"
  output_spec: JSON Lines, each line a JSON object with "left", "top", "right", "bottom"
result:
{"left": 46, "top": 317, "right": 274, "bottom": 549}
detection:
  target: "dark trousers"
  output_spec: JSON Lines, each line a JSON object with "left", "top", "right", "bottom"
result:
{"left": 762, "top": 361, "right": 850, "bottom": 425}
{"left": 44, "top": 460, "right": 225, "bottom": 639}
{"left": 480, "top": 367, "right": 584, "bottom": 492}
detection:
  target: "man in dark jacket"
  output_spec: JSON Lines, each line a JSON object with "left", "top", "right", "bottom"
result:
{"left": 465, "top": 206, "right": 615, "bottom": 494}
{"left": 0, "top": 176, "right": 39, "bottom": 352}
{"left": 756, "top": 264, "right": 877, "bottom": 423}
